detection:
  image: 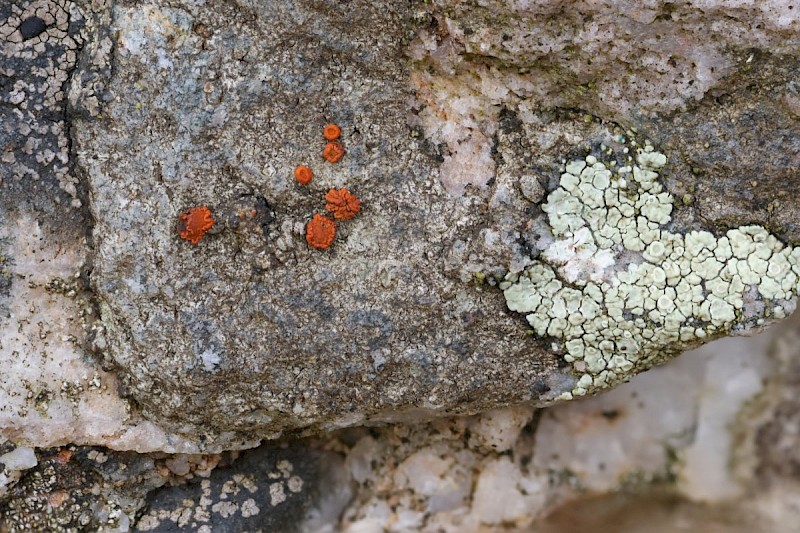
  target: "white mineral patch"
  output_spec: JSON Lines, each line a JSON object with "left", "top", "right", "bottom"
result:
{"left": 199, "top": 348, "right": 221, "bottom": 372}
{"left": 0, "top": 446, "right": 37, "bottom": 471}
{"left": 0, "top": 214, "right": 220, "bottom": 453}
{"left": 338, "top": 325, "right": 785, "bottom": 532}
{"left": 394, "top": 449, "right": 454, "bottom": 497}
{"left": 542, "top": 226, "right": 617, "bottom": 284}
{"left": 437, "top": 132, "right": 496, "bottom": 195}
{"left": 467, "top": 407, "right": 533, "bottom": 453}
{"left": 115, "top": 4, "right": 191, "bottom": 66}
{"left": 678, "top": 333, "right": 773, "bottom": 500}
{"left": 410, "top": 69, "right": 501, "bottom": 195}
{"left": 470, "top": 456, "right": 545, "bottom": 525}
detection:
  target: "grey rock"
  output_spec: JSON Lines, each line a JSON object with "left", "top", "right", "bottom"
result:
{"left": 133, "top": 443, "right": 351, "bottom": 532}
{"left": 66, "top": 0, "right": 800, "bottom": 447}
{"left": 74, "top": 0, "right": 566, "bottom": 447}
{"left": 0, "top": 445, "right": 166, "bottom": 532}
{"left": 2, "top": 0, "right": 799, "bottom": 453}
{"left": 635, "top": 54, "right": 800, "bottom": 243}
{"left": 3, "top": 0, "right": 800, "bottom": 530}
{"left": 0, "top": 0, "right": 90, "bottom": 275}
{"left": 0, "top": 440, "right": 350, "bottom": 533}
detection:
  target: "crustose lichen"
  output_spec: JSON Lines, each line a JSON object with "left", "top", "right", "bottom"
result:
{"left": 502, "top": 143, "right": 800, "bottom": 399}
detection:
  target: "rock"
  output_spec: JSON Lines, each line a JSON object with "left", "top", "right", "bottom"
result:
{"left": 0, "top": 323, "right": 797, "bottom": 532}
{"left": 335, "top": 322, "right": 797, "bottom": 532}
{"left": 73, "top": 0, "right": 568, "bottom": 447}
{"left": 134, "top": 444, "right": 351, "bottom": 532}
{"left": 0, "top": 447, "right": 37, "bottom": 471}
{"left": 1, "top": 0, "right": 799, "bottom": 455}
{"left": 750, "top": 320, "right": 800, "bottom": 483}
{"left": 0, "top": 0, "right": 214, "bottom": 453}
{"left": 3, "top": 0, "right": 800, "bottom": 530}
{"left": 58, "top": 0, "right": 800, "bottom": 447}
{"left": 0, "top": 445, "right": 169, "bottom": 531}
{"left": 466, "top": 407, "right": 533, "bottom": 453}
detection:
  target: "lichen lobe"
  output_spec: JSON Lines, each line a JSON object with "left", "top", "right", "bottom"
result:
{"left": 502, "top": 143, "right": 800, "bottom": 399}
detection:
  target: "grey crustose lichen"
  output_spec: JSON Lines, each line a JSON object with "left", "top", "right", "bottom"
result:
{"left": 502, "top": 141, "right": 800, "bottom": 399}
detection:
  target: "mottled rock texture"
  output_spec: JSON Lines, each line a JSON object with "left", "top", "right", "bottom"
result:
{"left": 75, "top": 0, "right": 567, "bottom": 447}
{"left": 64, "top": 0, "right": 800, "bottom": 447}
{"left": 3, "top": 0, "right": 800, "bottom": 531}
{"left": 0, "top": 0, "right": 799, "bottom": 452}
{"left": 0, "top": 0, "right": 211, "bottom": 453}
{"left": 134, "top": 444, "right": 350, "bottom": 532}
{"left": 0, "top": 444, "right": 167, "bottom": 531}
{"left": 2, "top": 324, "right": 798, "bottom": 532}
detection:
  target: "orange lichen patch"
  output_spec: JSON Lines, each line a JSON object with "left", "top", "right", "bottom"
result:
{"left": 178, "top": 206, "right": 214, "bottom": 244}
{"left": 236, "top": 208, "right": 260, "bottom": 221}
{"left": 294, "top": 165, "right": 313, "bottom": 185}
{"left": 306, "top": 213, "right": 337, "bottom": 249}
{"left": 54, "top": 449, "right": 73, "bottom": 464}
{"left": 322, "top": 141, "right": 345, "bottom": 163}
{"left": 323, "top": 123, "right": 341, "bottom": 141}
{"left": 325, "top": 188, "right": 361, "bottom": 221}
{"left": 48, "top": 490, "right": 70, "bottom": 508}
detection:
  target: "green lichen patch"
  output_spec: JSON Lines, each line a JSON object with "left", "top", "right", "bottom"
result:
{"left": 502, "top": 143, "right": 799, "bottom": 399}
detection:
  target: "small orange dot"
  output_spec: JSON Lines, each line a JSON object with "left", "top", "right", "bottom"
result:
{"left": 325, "top": 188, "right": 361, "bottom": 221}
{"left": 294, "top": 165, "right": 313, "bottom": 185}
{"left": 322, "top": 141, "right": 345, "bottom": 163}
{"left": 323, "top": 123, "right": 341, "bottom": 141}
{"left": 306, "top": 214, "right": 337, "bottom": 250}
{"left": 54, "top": 449, "right": 73, "bottom": 464}
{"left": 178, "top": 206, "right": 214, "bottom": 245}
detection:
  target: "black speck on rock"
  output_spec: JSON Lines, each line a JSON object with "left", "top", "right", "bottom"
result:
{"left": 19, "top": 16, "right": 47, "bottom": 40}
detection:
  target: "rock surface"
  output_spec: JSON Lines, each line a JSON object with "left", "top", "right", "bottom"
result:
{"left": 2, "top": 319, "right": 798, "bottom": 531}
{"left": 1, "top": 0, "right": 800, "bottom": 486}
{"left": 4, "top": 0, "right": 800, "bottom": 531}
{"left": 0, "top": 0, "right": 219, "bottom": 453}
{"left": 74, "top": 0, "right": 568, "bottom": 447}
{"left": 63, "top": 0, "right": 800, "bottom": 448}
{"left": 134, "top": 444, "right": 351, "bottom": 532}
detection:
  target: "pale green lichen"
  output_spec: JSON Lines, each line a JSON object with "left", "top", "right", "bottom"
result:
{"left": 502, "top": 142, "right": 799, "bottom": 399}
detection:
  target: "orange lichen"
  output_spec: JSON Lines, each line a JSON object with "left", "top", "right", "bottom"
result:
{"left": 178, "top": 206, "right": 214, "bottom": 244}
{"left": 323, "top": 123, "right": 341, "bottom": 141}
{"left": 294, "top": 165, "right": 313, "bottom": 185}
{"left": 53, "top": 449, "right": 73, "bottom": 464}
{"left": 322, "top": 141, "right": 345, "bottom": 163}
{"left": 306, "top": 213, "right": 337, "bottom": 249}
{"left": 48, "top": 490, "right": 69, "bottom": 508}
{"left": 325, "top": 188, "right": 361, "bottom": 221}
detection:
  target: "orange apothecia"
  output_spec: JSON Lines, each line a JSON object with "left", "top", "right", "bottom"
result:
{"left": 53, "top": 448, "right": 73, "bottom": 464}
{"left": 324, "top": 188, "right": 361, "bottom": 221}
{"left": 178, "top": 206, "right": 214, "bottom": 244}
{"left": 294, "top": 165, "right": 313, "bottom": 185}
{"left": 306, "top": 213, "right": 337, "bottom": 249}
{"left": 323, "top": 123, "right": 341, "bottom": 141}
{"left": 322, "top": 141, "right": 346, "bottom": 163}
